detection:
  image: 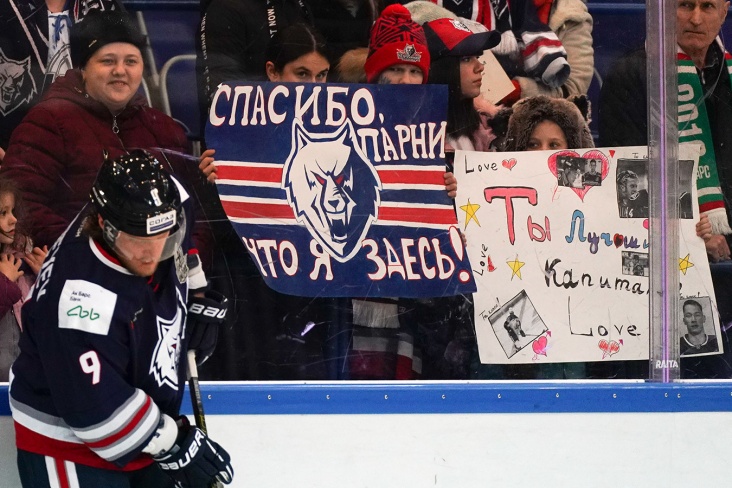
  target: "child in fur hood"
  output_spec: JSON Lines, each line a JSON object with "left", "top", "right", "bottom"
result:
{"left": 491, "top": 94, "right": 593, "bottom": 152}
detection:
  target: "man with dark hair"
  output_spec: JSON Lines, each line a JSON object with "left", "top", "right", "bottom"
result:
{"left": 617, "top": 170, "right": 649, "bottom": 218}
{"left": 583, "top": 159, "right": 602, "bottom": 186}
{"left": 9, "top": 151, "right": 232, "bottom": 487}
{"left": 680, "top": 299, "right": 718, "bottom": 356}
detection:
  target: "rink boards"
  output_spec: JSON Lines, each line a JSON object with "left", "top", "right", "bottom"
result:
{"left": 2, "top": 381, "right": 732, "bottom": 487}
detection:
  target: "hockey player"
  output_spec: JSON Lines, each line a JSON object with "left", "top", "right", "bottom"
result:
{"left": 9, "top": 150, "right": 233, "bottom": 487}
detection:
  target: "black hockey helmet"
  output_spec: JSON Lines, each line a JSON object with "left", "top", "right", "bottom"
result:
{"left": 91, "top": 150, "right": 186, "bottom": 260}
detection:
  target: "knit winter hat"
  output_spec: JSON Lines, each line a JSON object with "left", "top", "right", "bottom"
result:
{"left": 71, "top": 10, "right": 145, "bottom": 67}
{"left": 364, "top": 4, "right": 431, "bottom": 83}
{"left": 500, "top": 95, "right": 594, "bottom": 151}
{"left": 423, "top": 17, "right": 501, "bottom": 60}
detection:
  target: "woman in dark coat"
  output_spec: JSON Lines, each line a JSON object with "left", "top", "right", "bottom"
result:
{"left": 1, "top": 10, "right": 216, "bottom": 250}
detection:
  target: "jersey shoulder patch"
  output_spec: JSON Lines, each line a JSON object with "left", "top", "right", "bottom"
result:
{"left": 57, "top": 280, "right": 117, "bottom": 335}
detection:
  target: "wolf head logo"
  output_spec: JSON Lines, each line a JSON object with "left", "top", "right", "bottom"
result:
{"left": 149, "top": 289, "right": 186, "bottom": 390}
{"left": 283, "top": 120, "right": 381, "bottom": 263}
{"left": 0, "top": 50, "right": 37, "bottom": 116}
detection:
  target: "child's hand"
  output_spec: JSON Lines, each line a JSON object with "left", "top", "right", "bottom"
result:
{"left": 23, "top": 246, "right": 48, "bottom": 276}
{"left": 444, "top": 172, "right": 457, "bottom": 199}
{"left": 0, "top": 254, "right": 24, "bottom": 282}
{"left": 199, "top": 148, "right": 217, "bottom": 183}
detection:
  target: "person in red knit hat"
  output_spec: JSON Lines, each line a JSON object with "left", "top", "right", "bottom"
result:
{"left": 347, "top": 4, "right": 473, "bottom": 381}
{"left": 364, "top": 4, "right": 431, "bottom": 84}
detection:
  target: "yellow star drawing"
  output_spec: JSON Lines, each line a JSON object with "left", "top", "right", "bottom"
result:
{"left": 460, "top": 199, "right": 481, "bottom": 230}
{"left": 678, "top": 254, "right": 694, "bottom": 275}
{"left": 507, "top": 256, "right": 525, "bottom": 280}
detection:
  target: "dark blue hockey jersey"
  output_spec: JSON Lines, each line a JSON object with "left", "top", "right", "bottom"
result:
{"left": 9, "top": 180, "right": 200, "bottom": 471}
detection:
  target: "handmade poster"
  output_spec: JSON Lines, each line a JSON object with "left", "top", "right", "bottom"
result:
{"left": 207, "top": 82, "right": 476, "bottom": 297}
{"left": 455, "top": 144, "right": 720, "bottom": 364}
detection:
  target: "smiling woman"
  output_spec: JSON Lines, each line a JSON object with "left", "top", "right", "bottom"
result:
{"left": 69, "top": 10, "right": 145, "bottom": 113}
{"left": 0, "top": 11, "right": 208, "bottom": 258}
{"left": 82, "top": 43, "right": 144, "bottom": 114}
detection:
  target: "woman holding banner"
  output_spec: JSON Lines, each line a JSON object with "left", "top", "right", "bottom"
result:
{"left": 198, "top": 22, "right": 341, "bottom": 381}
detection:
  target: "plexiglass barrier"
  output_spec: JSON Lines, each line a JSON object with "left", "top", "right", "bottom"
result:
{"left": 2, "top": 1, "right": 731, "bottom": 388}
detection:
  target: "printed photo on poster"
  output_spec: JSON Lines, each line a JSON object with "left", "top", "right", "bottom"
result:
{"left": 679, "top": 159, "right": 694, "bottom": 219}
{"left": 616, "top": 159, "right": 649, "bottom": 219}
{"left": 680, "top": 296, "right": 719, "bottom": 357}
{"left": 622, "top": 251, "right": 649, "bottom": 277}
{"left": 489, "top": 290, "right": 548, "bottom": 359}
{"left": 582, "top": 157, "right": 603, "bottom": 186}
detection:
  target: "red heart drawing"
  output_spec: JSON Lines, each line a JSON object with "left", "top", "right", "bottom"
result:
{"left": 502, "top": 158, "right": 517, "bottom": 170}
{"left": 532, "top": 335, "right": 548, "bottom": 357}
{"left": 598, "top": 339, "right": 621, "bottom": 359}
{"left": 613, "top": 233, "right": 624, "bottom": 247}
{"left": 547, "top": 149, "right": 610, "bottom": 201}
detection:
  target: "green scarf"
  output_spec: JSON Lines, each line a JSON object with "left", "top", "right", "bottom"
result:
{"left": 678, "top": 40, "right": 732, "bottom": 235}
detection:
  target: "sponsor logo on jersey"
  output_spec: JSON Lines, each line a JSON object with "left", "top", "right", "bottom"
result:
{"left": 58, "top": 280, "right": 116, "bottom": 335}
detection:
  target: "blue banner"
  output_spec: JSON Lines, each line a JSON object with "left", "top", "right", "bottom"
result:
{"left": 206, "top": 82, "right": 476, "bottom": 297}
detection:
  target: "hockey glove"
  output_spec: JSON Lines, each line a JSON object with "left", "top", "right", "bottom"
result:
{"left": 154, "top": 418, "right": 234, "bottom": 487}
{"left": 187, "top": 290, "right": 228, "bottom": 365}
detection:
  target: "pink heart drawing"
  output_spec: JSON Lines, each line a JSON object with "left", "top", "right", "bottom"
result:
{"left": 547, "top": 149, "right": 610, "bottom": 201}
{"left": 598, "top": 339, "right": 621, "bottom": 359}
{"left": 502, "top": 158, "right": 517, "bottom": 170}
{"left": 532, "top": 335, "right": 548, "bottom": 358}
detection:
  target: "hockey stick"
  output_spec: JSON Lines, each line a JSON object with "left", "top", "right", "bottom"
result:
{"left": 187, "top": 350, "right": 224, "bottom": 488}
